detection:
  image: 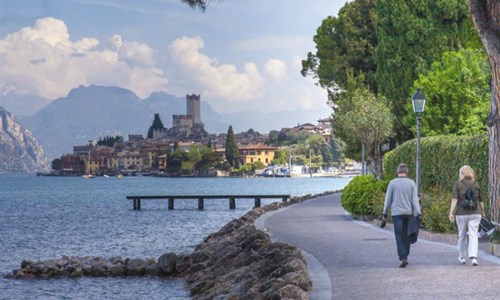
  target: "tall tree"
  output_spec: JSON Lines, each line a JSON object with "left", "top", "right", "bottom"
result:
{"left": 375, "top": 0, "right": 481, "bottom": 142}
{"left": 225, "top": 126, "right": 240, "bottom": 167}
{"left": 332, "top": 78, "right": 394, "bottom": 179}
{"left": 302, "top": 0, "right": 377, "bottom": 97}
{"left": 467, "top": 0, "right": 500, "bottom": 228}
{"left": 406, "top": 48, "right": 491, "bottom": 136}
{"left": 147, "top": 114, "right": 165, "bottom": 139}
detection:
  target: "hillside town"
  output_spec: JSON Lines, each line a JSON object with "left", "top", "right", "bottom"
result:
{"left": 48, "top": 94, "right": 336, "bottom": 177}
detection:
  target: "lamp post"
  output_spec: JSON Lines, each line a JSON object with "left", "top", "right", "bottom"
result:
{"left": 412, "top": 88, "right": 426, "bottom": 197}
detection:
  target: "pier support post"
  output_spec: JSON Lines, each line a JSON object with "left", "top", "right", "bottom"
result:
{"left": 168, "top": 198, "right": 174, "bottom": 210}
{"left": 133, "top": 198, "right": 141, "bottom": 210}
{"left": 229, "top": 197, "right": 236, "bottom": 209}
{"left": 198, "top": 198, "right": 204, "bottom": 210}
{"left": 254, "top": 197, "right": 261, "bottom": 208}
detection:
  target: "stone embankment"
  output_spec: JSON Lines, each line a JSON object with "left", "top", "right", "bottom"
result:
{"left": 6, "top": 192, "right": 334, "bottom": 299}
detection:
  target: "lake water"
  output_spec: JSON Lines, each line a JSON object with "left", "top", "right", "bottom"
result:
{"left": 0, "top": 174, "right": 352, "bottom": 299}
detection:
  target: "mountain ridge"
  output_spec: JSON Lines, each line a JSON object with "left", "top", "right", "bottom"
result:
{"left": 16, "top": 85, "right": 326, "bottom": 159}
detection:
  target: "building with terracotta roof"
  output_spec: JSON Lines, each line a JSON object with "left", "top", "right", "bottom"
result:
{"left": 238, "top": 144, "right": 278, "bottom": 165}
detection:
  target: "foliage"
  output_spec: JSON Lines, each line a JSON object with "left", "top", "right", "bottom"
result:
{"left": 405, "top": 48, "right": 491, "bottom": 136}
{"left": 251, "top": 161, "right": 265, "bottom": 170}
{"left": 305, "top": 134, "right": 334, "bottom": 165}
{"left": 271, "top": 149, "right": 287, "bottom": 165}
{"left": 420, "top": 186, "right": 457, "bottom": 233}
{"left": 383, "top": 135, "right": 488, "bottom": 194}
{"left": 341, "top": 174, "right": 389, "bottom": 216}
{"left": 330, "top": 137, "right": 345, "bottom": 163}
{"left": 225, "top": 126, "right": 240, "bottom": 167}
{"left": 97, "top": 135, "right": 123, "bottom": 147}
{"left": 276, "top": 130, "right": 313, "bottom": 146}
{"left": 180, "top": 0, "right": 217, "bottom": 11}
{"left": 232, "top": 161, "right": 265, "bottom": 174}
{"left": 375, "top": 0, "right": 482, "bottom": 142}
{"left": 147, "top": 114, "right": 165, "bottom": 139}
{"left": 333, "top": 81, "right": 394, "bottom": 178}
{"left": 166, "top": 143, "right": 188, "bottom": 176}
{"left": 383, "top": 134, "right": 489, "bottom": 228}
{"left": 51, "top": 158, "right": 61, "bottom": 171}
{"left": 194, "top": 150, "right": 224, "bottom": 172}
{"left": 301, "top": 0, "right": 377, "bottom": 94}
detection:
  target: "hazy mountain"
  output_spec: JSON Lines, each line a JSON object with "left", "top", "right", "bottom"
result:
{"left": 21, "top": 85, "right": 149, "bottom": 158}
{"left": 0, "top": 107, "right": 50, "bottom": 173}
{"left": 18, "top": 85, "right": 327, "bottom": 159}
{"left": 1, "top": 92, "right": 52, "bottom": 116}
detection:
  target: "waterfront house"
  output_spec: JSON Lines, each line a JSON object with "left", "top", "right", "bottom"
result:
{"left": 239, "top": 145, "right": 277, "bottom": 165}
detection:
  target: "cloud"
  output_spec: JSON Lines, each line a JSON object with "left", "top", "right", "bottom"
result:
{"left": 265, "top": 59, "right": 287, "bottom": 81}
{"left": 1, "top": 17, "right": 168, "bottom": 99}
{"left": 169, "top": 36, "right": 264, "bottom": 102}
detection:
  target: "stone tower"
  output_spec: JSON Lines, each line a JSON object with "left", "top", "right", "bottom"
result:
{"left": 186, "top": 94, "right": 201, "bottom": 125}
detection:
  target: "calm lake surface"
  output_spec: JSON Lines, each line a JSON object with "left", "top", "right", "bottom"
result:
{"left": 0, "top": 174, "right": 352, "bottom": 299}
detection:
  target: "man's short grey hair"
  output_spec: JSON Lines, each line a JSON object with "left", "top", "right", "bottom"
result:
{"left": 397, "top": 163, "right": 409, "bottom": 174}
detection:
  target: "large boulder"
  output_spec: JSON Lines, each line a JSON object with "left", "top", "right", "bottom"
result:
{"left": 126, "top": 258, "right": 146, "bottom": 276}
{"left": 158, "top": 252, "right": 177, "bottom": 275}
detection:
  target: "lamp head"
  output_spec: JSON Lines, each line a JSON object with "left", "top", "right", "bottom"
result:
{"left": 412, "top": 88, "right": 426, "bottom": 115}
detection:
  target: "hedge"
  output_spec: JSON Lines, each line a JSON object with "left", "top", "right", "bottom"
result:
{"left": 341, "top": 134, "right": 489, "bottom": 233}
{"left": 383, "top": 134, "right": 488, "bottom": 195}
{"left": 383, "top": 134, "right": 488, "bottom": 233}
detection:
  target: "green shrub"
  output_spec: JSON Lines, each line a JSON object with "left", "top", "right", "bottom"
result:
{"left": 341, "top": 175, "right": 389, "bottom": 217}
{"left": 371, "top": 179, "right": 390, "bottom": 217}
{"left": 420, "top": 186, "right": 456, "bottom": 233}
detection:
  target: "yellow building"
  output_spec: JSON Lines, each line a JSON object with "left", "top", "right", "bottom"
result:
{"left": 239, "top": 145, "right": 277, "bottom": 165}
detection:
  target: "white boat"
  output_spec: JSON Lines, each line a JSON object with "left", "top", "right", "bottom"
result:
{"left": 82, "top": 174, "right": 95, "bottom": 179}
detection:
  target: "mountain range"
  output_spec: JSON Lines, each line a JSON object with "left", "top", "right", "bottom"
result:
{"left": 0, "top": 107, "right": 50, "bottom": 173}
{"left": 13, "top": 85, "right": 326, "bottom": 159}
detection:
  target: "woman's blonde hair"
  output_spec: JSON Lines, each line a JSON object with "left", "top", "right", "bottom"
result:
{"left": 459, "top": 165, "right": 475, "bottom": 181}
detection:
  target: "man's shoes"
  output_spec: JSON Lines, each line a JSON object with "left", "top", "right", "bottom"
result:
{"left": 458, "top": 257, "right": 466, "bottom": 264}
{"left": 399, "top": 259, "right": 408, "bottom": 268}
{"left": 470, "top": 257, "right": 478, "bottom": 266}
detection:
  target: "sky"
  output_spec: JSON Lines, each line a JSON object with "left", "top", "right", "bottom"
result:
{"left": 1, "top": 0, "right": 346, "bottom": 123}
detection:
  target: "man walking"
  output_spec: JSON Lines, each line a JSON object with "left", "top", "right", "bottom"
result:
{"left": 383, "top": 163, "right": 421, "bottom": 267}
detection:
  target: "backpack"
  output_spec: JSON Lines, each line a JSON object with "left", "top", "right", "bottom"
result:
{"left": 462, "top": 183, "right": 478, "bottom": 211}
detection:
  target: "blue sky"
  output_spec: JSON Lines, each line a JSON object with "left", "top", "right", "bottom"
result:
{"left": 1, "top": 0, "right": 346, "bottom": 124}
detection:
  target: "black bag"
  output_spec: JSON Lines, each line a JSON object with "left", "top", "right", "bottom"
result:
{"left": 479, "top": 217, "right": 495, "bottom": 237}
{"left": 462, "top": 184, "right": 478, "bottom": 211}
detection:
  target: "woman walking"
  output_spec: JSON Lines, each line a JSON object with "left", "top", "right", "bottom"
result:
{"left": 448, "top": 165, "right": 485, "bottom": 266}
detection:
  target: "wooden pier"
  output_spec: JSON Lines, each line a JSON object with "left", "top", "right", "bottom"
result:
{"left": 126, "top": 194, "right": 290, "bottom": 210}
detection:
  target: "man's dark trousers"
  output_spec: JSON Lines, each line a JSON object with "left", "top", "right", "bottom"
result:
{"left": 393, "top": 215, "right": 412, "bottom": 260}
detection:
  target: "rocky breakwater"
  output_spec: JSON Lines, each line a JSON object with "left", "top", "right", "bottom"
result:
{"left": 6, "top": 192, "right": 335, "bottom": 299}
{"left": 5, "top": 256, "right": 163, "bottom": 279}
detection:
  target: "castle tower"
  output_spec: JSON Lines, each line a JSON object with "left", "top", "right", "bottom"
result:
{"left": 186, "top": 94, "right": 201, "bottom": 125}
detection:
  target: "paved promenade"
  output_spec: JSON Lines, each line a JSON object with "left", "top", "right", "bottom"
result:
{"left": 255, "top": 193, "right": 500, "bottom": 300}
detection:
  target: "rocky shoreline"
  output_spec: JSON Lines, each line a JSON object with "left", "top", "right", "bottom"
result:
{"left": 6, "top": 191, "right": 336, "bottom": 299}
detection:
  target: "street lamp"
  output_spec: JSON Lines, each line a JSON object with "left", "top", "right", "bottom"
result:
{"left": 412, "top": 88, "right": 426, "bottom": 197}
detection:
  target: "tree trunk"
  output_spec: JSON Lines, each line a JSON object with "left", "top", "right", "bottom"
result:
{"left": 369, "top": 143, "right": 383, "bottom": 180}
{"left": 467, "top": 0, "right": 500, "bottom": 228}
